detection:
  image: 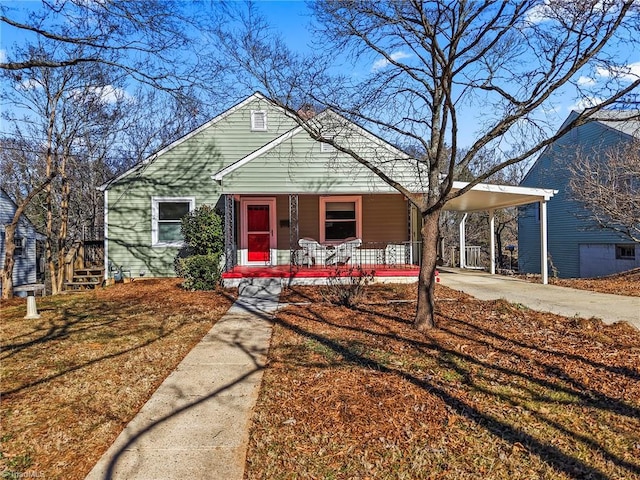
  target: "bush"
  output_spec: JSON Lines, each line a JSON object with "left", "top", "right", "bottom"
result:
{"left": 320, "top": 266, "right": 375, "bottom": 307}
{"left": 180, "top": 205, "right": 224, "bottom": 256}
{"left": 175, "top": 205, "right": 224, "bottom": 291}
{"left": 178, "top": 253, "right": 223, "bottom": 291}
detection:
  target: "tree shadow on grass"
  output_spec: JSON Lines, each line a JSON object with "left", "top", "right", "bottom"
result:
{"left": 270, "top": 302, "right": 640, "bottom": 480}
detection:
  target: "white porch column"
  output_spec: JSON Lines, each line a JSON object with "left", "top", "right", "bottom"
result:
{"left": 540, "top": 200, "right": 549, "bottom": 284}
{"left": 459, "top": 213, "right": 467, "bottom": 268}
{"left": 489, "top": 209, "right": 495, "bottom": 275}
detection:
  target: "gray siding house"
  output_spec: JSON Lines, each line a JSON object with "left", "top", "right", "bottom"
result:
{"left": 519, "top": 111, "right": 640, "bottom": 278}
{"left": 0, "top": 189, "right": 43, "bottom": 290}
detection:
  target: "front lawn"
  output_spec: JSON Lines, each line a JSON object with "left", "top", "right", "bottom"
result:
{"left": 0, "top": 279, "right": 235, "bottom": 480}
{"left": 245, "top": 283, "right": 640, "bottom": 479}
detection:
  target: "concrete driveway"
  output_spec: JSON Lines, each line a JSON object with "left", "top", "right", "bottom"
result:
{"left": 438, "top": 268, "right": 640, "bottom": 330}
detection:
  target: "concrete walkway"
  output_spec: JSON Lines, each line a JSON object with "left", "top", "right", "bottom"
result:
{"left": 438, "top": 268, "right": 640, "bottom": 329}
{"left": 84, "top": 278, "right": 281, "bottom": 480}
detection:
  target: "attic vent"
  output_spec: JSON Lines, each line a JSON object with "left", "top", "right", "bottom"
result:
{"left": 251, "top": 110, "right": 267, "bottom": 131}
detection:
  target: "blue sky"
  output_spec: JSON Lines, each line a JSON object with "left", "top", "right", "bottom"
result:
{"left": 2, "top": 0, "right": 639, "bottom": 149}
{"left": 254, "top": 1, "right": 640, "bottom": 148}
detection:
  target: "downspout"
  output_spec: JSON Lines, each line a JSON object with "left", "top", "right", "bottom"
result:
{"left": 459, "top": 213, "right": 467, "bottom": 269}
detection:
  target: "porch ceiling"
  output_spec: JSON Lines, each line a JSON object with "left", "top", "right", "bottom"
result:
{"left": 443, "top": 182, "right": 557, "bottom": 212}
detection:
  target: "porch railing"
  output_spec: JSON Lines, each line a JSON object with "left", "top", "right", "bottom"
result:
{"left": 292, "top": 241, "right": 422, "bottom": 269}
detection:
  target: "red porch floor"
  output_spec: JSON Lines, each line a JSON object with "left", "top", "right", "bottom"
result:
{"left": 222, "top": 264, "right": 421, "bottom": 279}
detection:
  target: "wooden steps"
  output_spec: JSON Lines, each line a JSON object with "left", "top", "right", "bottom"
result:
{"left": 65, "top": 267, "right": 105, "bottom": 290}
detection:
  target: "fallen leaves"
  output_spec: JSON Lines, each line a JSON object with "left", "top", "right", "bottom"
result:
{"left": 246, "top": 283, "right": 640, "bottom": 479}
{"left": 0, "top": 279, "right": 235, "bottom": 480}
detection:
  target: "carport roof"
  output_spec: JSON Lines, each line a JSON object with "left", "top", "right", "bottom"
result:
{"left": 443, "top": 182, "right": 557, "bottom": 212}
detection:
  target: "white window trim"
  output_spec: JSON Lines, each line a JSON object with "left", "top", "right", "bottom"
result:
{"left": 319, "top": 195, "right": 362, "bottom": 244}
{"left": 251, "top": 110, "right": 268, "bottom": 131}
{"left": 14, "top": 236, "right": 25, "bottom": 258}
{"left": 151, "top": 196, "right": 195, "bottom": 247}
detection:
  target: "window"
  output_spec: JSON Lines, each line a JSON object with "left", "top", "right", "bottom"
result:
{"left": 251, "top": 110, "right": 267, "bottom": 131}
{"left": 320, "top": 196, "right": 362, "bottom": 243}
{"left": 14, "top": 237, "right": 25, "bottom": 257}
{"left": 152, "top": 197, "right": 195, "bottom": 246}
{"left": 615, "top": 244, "right": 636, "bottom": 260}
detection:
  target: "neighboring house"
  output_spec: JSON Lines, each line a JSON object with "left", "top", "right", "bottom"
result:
{"left": 102, "top": 92, "right": 556, "bottom": 281}
{"left": 0, "top": 189, "right": 44, "bottom": 291}
{"left": 519, "top": 111, "right": 640, "bottom": 278}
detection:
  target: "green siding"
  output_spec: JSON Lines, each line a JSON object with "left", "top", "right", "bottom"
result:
{"left": 106, "top": 94, "right": 415, "bottom": 276}
{"left": 219, "top": 127, "right": 415, "bottom": 194}
{"left": 106, "top": 96, "right": 298, "bottom": 276}
{"left": 519, "top": 119, "right": 634, "bottom": 278}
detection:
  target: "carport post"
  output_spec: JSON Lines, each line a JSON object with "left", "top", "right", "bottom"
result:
{"left": 459, "top": 213, "right": 467, "bottom": 268}
{"left": 489, "top": 209, "right": 495, "bottom": 275}
{"left": 540, "top": 200, "right": 549, "bottom": 284}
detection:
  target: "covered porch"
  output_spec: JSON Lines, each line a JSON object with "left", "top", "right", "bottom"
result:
{"left": 221, "top": 192, "right": 424, "bottom": 285}
{"left": 219, "top": 183, "right": 556, "bottom": 286}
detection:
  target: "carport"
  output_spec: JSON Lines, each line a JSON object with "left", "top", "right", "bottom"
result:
{"left": 443, "top": 181, "right": 557, "bottom": 284}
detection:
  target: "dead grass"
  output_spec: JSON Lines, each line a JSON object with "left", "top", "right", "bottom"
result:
{"left": 0, "top": 279, "right": 235, "bottom": 480}
{"left": 523, "top": 267, "right": 640, "bottom": 297}
{"left": 2, "top": 272, "right": 638, "bottom": 479}
{"left": 245, "top": 283, "right": 640, "bottom": 479}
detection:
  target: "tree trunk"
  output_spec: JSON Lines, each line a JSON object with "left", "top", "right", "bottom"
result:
{"left": 1, "top": 223, "right": 17, "bottom": 300}
{"left": 54, "top": 161, "right": 71, "bottom": 293}
{"left": 414, "top": 208, "right": 441, "bottom": 331}
{"left": 45, "top": 179, "right": 60, "bottom": 294}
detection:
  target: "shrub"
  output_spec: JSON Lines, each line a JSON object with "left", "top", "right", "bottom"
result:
{"left": 180, "top": 205, "right": 224, "bottom": 256}
{"left": 320, "top": 266, "right": 375, "bottom": 307}
{"left": 178, "top": 253, "right": 223, "bottom": 291}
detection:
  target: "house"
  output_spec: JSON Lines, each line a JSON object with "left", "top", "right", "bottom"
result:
{"left": 102, "top": 92, "right": 556, "bottom": 284}
{"left": 0, "top": 189, "right": 44, "bottom": 291}
{"left": 518, "top": 111, "right": 640, "bottom": 278}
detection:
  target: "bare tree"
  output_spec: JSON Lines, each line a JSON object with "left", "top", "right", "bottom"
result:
{"left": 0, "top": 0, "right": 223, "bottom": 98}
{"left": 214, "top": 0, "right": 640, "bottom": 329}
{"left": 1, "top": 44, "right": 132, "bottom": 296}
{"left": 1, "top": 0, "right": 224, "bottom": 297}
{"left": 568, "top": 138, "right": 640, "bottom": 242}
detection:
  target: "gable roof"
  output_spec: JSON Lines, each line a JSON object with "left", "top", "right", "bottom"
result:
{"left": 212, "top": 108, "right": 411, "bottom": 182}
{"left": 521, "top": 109, "right": 640, "bottom": 185}
{"left": 99, "top": 92, "right": 278, "bottom": 191}
{"left": 589, "top": 109, "right": 640, "bottom": 138}
{"left": 0, "top": 188, "right": 44, "bottom": 238}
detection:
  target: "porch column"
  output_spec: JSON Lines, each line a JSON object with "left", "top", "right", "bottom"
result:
{"left": 224, "top": 194, "right": 236, "bottom": 272}
{"left": 459, "top": 213, "right": 467, "bottom": 268}
{"left": 489, "top": 209, "right": 495, "bottom": 275}
{"left": 540, "top": 200, "right": 549, "bottom": 285}
{"left": 289, "top": 194, "right": 299, "bottom": 267}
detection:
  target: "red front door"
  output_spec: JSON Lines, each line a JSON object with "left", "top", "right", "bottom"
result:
{"left": 247, "top": 204, "right": 271, "bottom": 262}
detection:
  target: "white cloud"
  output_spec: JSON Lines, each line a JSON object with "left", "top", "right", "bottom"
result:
{"left": 524, "top": 1, "right": 552, "bottom": 24}
{"left": 19, "top": 78, "right": 43, "bottom": 91}
{"left": 595, "top": 61, "right": 640, "bottom": 82}
{"left": 0, "top": 49, "right": 6, "bottom": 64}
{"left": 72, "top": 85, "right": 132, "bottom": 103}
{"left": 577, "top": 76, "right": 596, "bottom": 86}
{"left": 372, "top": 50, "right": 412, "bottom": 72}
{"left": 568, "top": 96, "right": 605, "bottom": 112}
{"left": 525, "top": 0, "right": 617, "bottom": 25}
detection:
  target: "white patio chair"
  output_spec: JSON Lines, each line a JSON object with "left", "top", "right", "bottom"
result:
{"left": 298, "top": 238, "right": 329, "bottom": 266}
{"left": 327, "top": 237, "right": 362, "bottom": 266}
